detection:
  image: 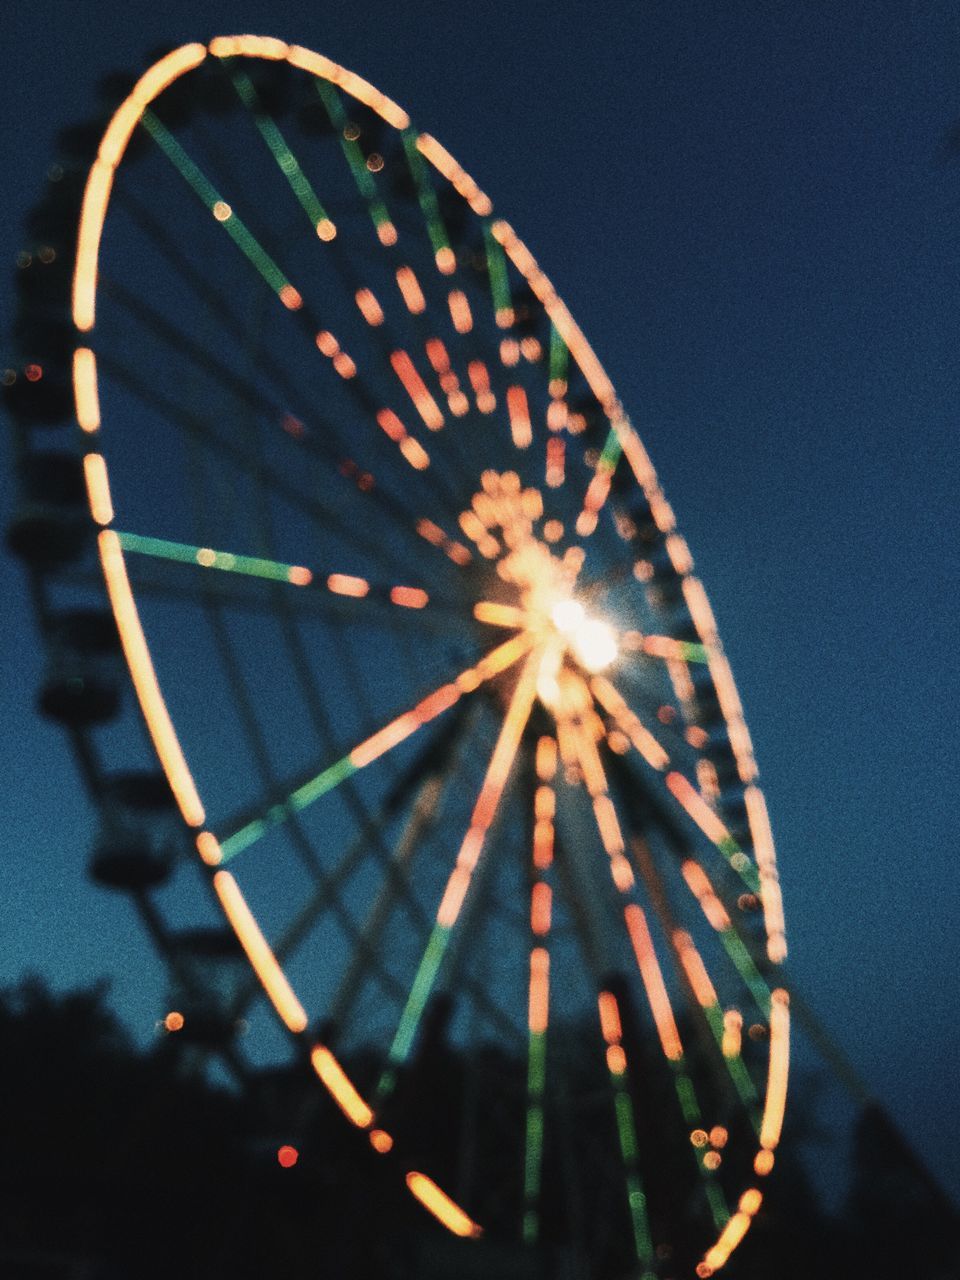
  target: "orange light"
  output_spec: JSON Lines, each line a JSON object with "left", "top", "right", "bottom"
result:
{"left": 83, "top": 453, "right": 113, "bottom": 526}
{"left": 279, "top": 284, "right": 303, "bottom": 310}
{"left": 212, "top": 200, "right": 232, "bottom": 222}
{"left": 98, "top": 531, "right": 204, "bottom": 826}
{"left": 722, "top": 1009, "right": 743, "bottom": 1059}
{"left": 355, "top": 287, "right": 384, "bottom": 326}
{"left": 674, "top": 930, "right": 718, "bottom": 1008}
{"left": 390, "top": 585, "right": 429, "bottom": 609}
{"left": 390, "top": 351, "right": 444, "bottom": 430}
{"left": 424, "top": 337, "right": 451, "bottom": 374}
{"left": 287, "top": 565, "right": 313, "bottom": 586}
{"left": 473, "top": 601, "right": 524, "bottom": 628}
{"left": 396, "top": 265, "right": 426, "bottom": 314}
{"left": 598, "top": 991, "right": 622, "bottom": 1044}
{"left": 406, "top": 1172, "right": 482, "bottom": 1238}
{"left": 196, "top": 830, "right": 223, "bottom": 866}
{"left": 528, "top": 946, "right": 550, "bottom": 1033}
{"left": 327, "top": 573, "right": 369, "bottom": 598}
{"left": 536, "top": 736, "right": 557, "bottom": 781}
{"left": 277, "top": 1144, "right": 299, "bottom": 1168}
{"left": 754, "top": 1149, "right": 775, "bottom": 1176}
{"left": 681, "top": 859, "right": 731, "bottom": 931}
{"left": 376, "top": 220, "right": 398, "bottom": 246}
{"left": 332, "top": 351, "right": 357, "bottom": 379}
{"left": 606, "top": 1044, "right": 627, "bottom": 1074}
{"left": 545, "top": 437, "right": 565, "bottom": 488}
{"left": 533, "top": 819, "right": 554, "bottom": 870}
{"left": 666, "top": 772, "right": 731, "bottom": 847}
{"left": 316, "top": 330, "right": 339, "bottom": 357}
{"left": 623, "top": 903, "right": 684, "bottom": 1061}
{"left": 213, "top": 870, "right": 308, "bottom": 1032}
{"left": 164, "top": 1010, "right": 184, "bottom": 1032}
{"left": 316, "top": 217, "right": 337, "bottom": 240}
{"left": 437, "top": 654, "right": 538, "bottom": 926}
{"left": 447, "top": 289, "right": 473, "bottom": 333}
{"left": 435, "top": 246, "right": 456, "bottom": 275}
{"left": 310, "top": 1044, "right": 374, "bottom": 1127}
{"left": 530, "top": 881, "right": 551, "bottom": 935}
{"left": 593, "top": 793, "right": 625, "bottom": 857}
{"left": 506, "top": 385, "right": 532, "bottom": 448}
{"left": 370, "top": 1128, "right": 394, "bottom": 1153}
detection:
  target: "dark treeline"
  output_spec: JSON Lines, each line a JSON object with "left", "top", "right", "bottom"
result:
{"left": 1, "top": 979, "right": 956, "bottom": 1279}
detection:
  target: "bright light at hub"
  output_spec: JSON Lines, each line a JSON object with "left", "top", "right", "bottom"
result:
{"left": 572, "top": 617, "right": 618, "bottom": 672}
{"left": 549, "top": 599, "right": 618, "bottom": 673}
{"left": 550, "top": 599, "right": 585, "bottom": 633}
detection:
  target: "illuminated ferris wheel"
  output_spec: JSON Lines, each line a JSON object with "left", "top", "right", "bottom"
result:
{"left": 7, "top": 36, "right": 789, "bottom": 1278}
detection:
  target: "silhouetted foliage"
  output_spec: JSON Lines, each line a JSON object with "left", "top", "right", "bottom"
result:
{"left": 0, "top": 979, "right": 956, "bottom": 1279}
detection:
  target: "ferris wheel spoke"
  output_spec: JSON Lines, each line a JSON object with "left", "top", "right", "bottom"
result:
{"left": 96, "top": 352, "right": 466, "bottom": 588}
{"left": 221, "top": 58, "right": 338, "bottom": 242}
{"left": 138, "top": 98, "right": 472, "bottom": 531}
{"left": 374, "top": 649, "right": 540, "bottom": 1105}
{"left": 522, "top": 733, "right": 558, "bottom": 1245}
{"left": 201, "top": 631, "right": 535, "bottom": 864}
{"left": 99, "top": 274, "right": 475, "bottom": 566}
{"left": 112, "top": 528, "right": 471, "bottom": 626}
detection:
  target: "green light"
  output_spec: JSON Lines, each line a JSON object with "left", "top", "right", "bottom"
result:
{"left": 141, "top": 110, "right": 295, "bottom": 302}
{"left": 614, "top": 1089, "right": 638, "bottom": 1162}
{"left": 216, "top": 753, "right": 357, "bottom": 863}
{"left": 483, "top": 222, "right": 512, "bottom": 318}
{"left": 549, "top": 324, "right": 568, "bottom": 386}
{"left": 385, "top": 923, "right": 451, "bottom": 1070}
{"left": 720, "top": 927, "right": 772, "bottom": 1018}
{"left": 116, "top": 530, "right": 306, "bottom": 584}
{"left": 315, "top": 80, "right": 393, "bottom": 236}
{"left": 598, "top": 428, "right": 623, "bottom": 473}
{"left": 526, "top": 1029, "right": 547, "bottom": 1096}
{"left": 624, "top": 1171, "right": 654, "bottom": 1266}
{"left": 522, "top": 1208, "right": 539, "bottom": 1245}
{"left": 230, "top": 69, "right": 334, "bottom": 232}
{"left": 673, "top": 1067, "right": 700, "bottom": 1125}
{"left": 704, "top": 1177, "right": 730, "bottom": 1229}
{"left": 401, "top": 128, "right": 452, "bottom": 261}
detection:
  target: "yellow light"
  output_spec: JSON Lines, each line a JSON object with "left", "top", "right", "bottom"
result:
{"left": 310, "top": 1044, "right": 374, "bottom": 1127}
{"left": 405, "top": 1172, "right": 482, "bottom": 1238}
{"left": 98, "top": 531, "right": 204, "bottom": 827}
{"left": 213, "top": 870, "right": 308, "bottom": 1032}
{"left": 316, "top": 217, "right": 337, "bottom": 241}
{"left": 212, "top": 200, "right": 232, "bottom": 222}
{"left": 83, "top": 453, "right": 113, "bottom": 526}
{"left": 73, "top": 347, "right": 100, "bottom": 432}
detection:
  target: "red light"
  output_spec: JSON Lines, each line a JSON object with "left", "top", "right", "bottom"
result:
{"left": 24, "top": 364, "right": 43, "bottom": 382}
{"left": 277, "top": 1144, "right": 299, "bottom": 1168}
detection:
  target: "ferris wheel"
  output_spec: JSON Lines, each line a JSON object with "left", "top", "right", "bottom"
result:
{"left": 6, "top": 36, "right": 789, "bottom": 1279}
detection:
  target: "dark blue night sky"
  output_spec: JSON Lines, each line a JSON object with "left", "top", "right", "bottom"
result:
{"left": 2, "top": 0, "right": 958, "bottom": 1210}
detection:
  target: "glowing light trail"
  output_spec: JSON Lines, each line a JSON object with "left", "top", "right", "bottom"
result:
{"left": 218, "top": 633, "right": 534, "bottom": 861}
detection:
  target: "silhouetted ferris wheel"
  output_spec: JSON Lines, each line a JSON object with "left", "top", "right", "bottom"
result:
{"left": 7, "top": 36, "right": 788, "bottom": 1278}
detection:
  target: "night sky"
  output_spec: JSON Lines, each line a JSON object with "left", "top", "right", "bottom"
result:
{"left": 2, "top": 0, "right": 958, "bottom": 1209}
